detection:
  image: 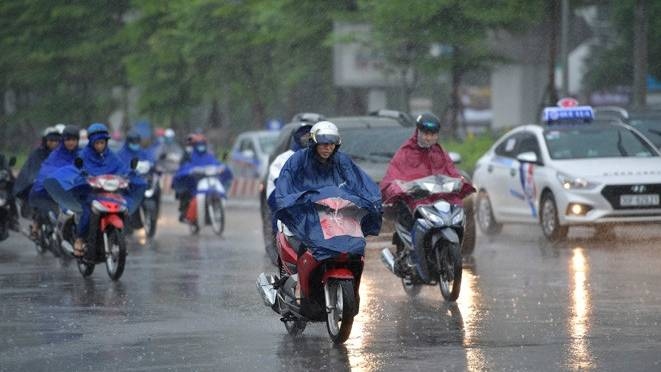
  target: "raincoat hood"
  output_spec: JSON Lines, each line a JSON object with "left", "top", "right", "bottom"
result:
{"left": 380, "top": 130, "right": 474, "bottom": 209}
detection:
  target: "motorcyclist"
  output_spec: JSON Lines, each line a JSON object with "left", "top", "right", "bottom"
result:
{"left": 28, "top": 125, "right": 80, "bottom": 235}
{"left": 172, "top": 134, "right": 233, "bottom": 222}
{"left": 13, "top": 126, "right": 62, "bottom": 234}
{"left": 380, "top": 112, "right": 475, "bottom": 229}
{"left": 72, "top": 123, "right": 139, "bottom": 257}
{"left": 117, "top": 130, "right": 154, "bottom": 166}
{"left": 273, "top": 121, "right": 382, "bottom": 257}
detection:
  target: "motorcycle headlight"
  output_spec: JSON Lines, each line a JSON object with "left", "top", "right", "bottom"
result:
{"left": 418, "top": 206, "right": 443, "bottom": 225}
{"left": 556, "top": 172, "right": 599, "bottom": 190}
{"left": 451, "top": 209, "right": 465, "bottom": 225}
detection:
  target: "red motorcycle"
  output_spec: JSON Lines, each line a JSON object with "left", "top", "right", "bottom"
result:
{"left": 75, "top": 174, "right": 131, "bottom": 280}
{"left": 257, "top": 197, "right": 368, "bottom": 344}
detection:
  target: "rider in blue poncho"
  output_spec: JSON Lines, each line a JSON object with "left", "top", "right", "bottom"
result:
{"left": 172, "top": 134, "right": 233, "bottom": 221}
{"left": 273, "top": 121, "right": 383, "bottom": 261}
{"left": 28, "top": 126, "right": 80, "bottom": 233}
{"left": 43, "top": 123, "right": 145, "bottom": 258}
{"left": 117, "top": 130, "right": 154, "bottom": 166}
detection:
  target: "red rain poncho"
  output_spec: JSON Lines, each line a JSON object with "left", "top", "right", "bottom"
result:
{"left": 380, "top": 130, "right": 475, "bottom": 210}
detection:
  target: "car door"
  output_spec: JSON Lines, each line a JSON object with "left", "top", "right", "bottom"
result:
{"left": 485, "top": 132, "right": 522, "bottom": 220}
{"left": 507, "top": 131, "right": 542, "bottom": 222}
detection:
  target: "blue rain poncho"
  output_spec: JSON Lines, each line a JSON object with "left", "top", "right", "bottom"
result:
{"left": 273, "top": 147, "right": 382, "bottom": 261}
{"left": 29, "top": 143, "right": 79, "bottom": 213}
{"left": 172, "top": 150, "right": 233, "bottom": 195}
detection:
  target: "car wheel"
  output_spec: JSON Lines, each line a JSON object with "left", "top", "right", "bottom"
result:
{"left": 540, "top": 192, "right": 568, "bottom": 241}
{"left": 476, "top": 191, "right": 502, "bottom": 235}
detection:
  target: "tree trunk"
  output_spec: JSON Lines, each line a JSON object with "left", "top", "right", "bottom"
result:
{"left": 633, "top": 0, "right": 648, "bottom": 109}
{"left": 449, "top": 47, "right": 463, "bottom": 140}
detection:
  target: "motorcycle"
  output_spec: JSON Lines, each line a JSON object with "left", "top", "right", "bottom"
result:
{"left": 31, "top": 209, "right": 61, "bottom": 256}
{"left": 126, "top": 160, "right": 161, "bottom": 239}
{"left": 0, "top": 155, "right": 17, "bottom": 242}
{"left": 380, "top": 174, "right": 472, "bottom": 302}
{"left": 257, "top": 196, "right": 369, "bottom": 344}
{"left": 181, "top": 165, "right": 227, "bottom": 236}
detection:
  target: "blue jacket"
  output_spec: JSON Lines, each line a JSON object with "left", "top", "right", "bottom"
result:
{"left": 13, "top": 145, "right": 50, "bottom": 198}
{"left": 172, "top": 150, "right": 233, "bottom": 194}
{"left": 273, "top": 147, "right": 382, "bottom": 260}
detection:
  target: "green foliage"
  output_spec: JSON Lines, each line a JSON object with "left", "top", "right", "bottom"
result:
{"left": 442, "top": 133, "right": 496, "bottom": 174}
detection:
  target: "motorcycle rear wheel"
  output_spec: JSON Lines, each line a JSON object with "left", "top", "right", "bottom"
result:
{"left": 325, "top": 279, "right": 356, "bottom": 344}
{"left": 105, "top": 229, "right": 127, "bottom": 281}
{"left": 208, "top": 197, "right": 225, "bottom": 236}
{"left": 436, "top": 242, "right": 462, "bottom": 302}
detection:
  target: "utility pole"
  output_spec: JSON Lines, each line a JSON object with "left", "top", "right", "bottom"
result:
{"left": 633, "top": 0, "right": 648, "bottom": 109}
{"left": 560, "top": 0, "right": 570, "bottom": 97}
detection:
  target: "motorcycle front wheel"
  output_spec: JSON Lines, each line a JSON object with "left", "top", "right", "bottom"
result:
{"left": 325, "top": 279, "right": 356, "bottom": 344}
{"left": 208, "top": 197, "right": 225, "bottom": 236}
{"left": 436, "top": 242, "right": 462, "bottom": 302}
{"left": 105, "top": 229, "right": 127, "bottom": 281}
{"left": 142, "top": 202, "right": 158, "bottom": 238}
{"left": 77, "top": 259, "right": 95, "bottom": 277}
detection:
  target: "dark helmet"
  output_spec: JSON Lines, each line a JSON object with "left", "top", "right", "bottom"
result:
{"left": 62, "top": 125, "right": 80, "bottom": 140}
{"left": 126, "top": 129, "right": 141, "bottom": 144}
{"left": 415, "top": 113, "right": 441, "bottom": 133}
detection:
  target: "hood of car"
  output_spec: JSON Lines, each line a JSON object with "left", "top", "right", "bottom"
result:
{"left": 551, "top": 157, "right": 661, "bottom": 183}
{"left": 352, "top": 159, "right": 388, "bottom": 185}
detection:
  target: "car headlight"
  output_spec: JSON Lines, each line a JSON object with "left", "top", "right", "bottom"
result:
{"left": 556, "top": 172, "right": 599, "bottom": 190}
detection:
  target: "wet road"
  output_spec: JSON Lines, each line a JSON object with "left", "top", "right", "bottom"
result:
{"left": 1, "top": 200, "right": 661, "bottom": 371}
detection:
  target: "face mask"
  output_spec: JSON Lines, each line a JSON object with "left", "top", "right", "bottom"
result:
{"left": 128, "top": 143, "right": 141, "bottom": 151}
{"left": 195, "top": 145, "right": 207, "bottom": 153}
{"left": 185, "top": 146, "right": 193, "bottom": 153}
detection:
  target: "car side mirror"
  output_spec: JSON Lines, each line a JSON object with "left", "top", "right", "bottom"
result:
{"left": 8, "top": 156, "right": 16, "bottom": 167}
{"left": 448, "top": 152, "right": 462, "bottom": 164}
{"left": 517, "top": 152, "right": 539, "bottom": 164}
{"left": 74, "top": 157, "right": 84, "bottom": 169}
{"left": 130, "top": 157, "right": 139, "bottom": 170}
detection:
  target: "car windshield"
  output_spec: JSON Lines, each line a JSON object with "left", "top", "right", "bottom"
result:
{"left": 544, "top": 124, "right": 658, "bottom": 160}
{"left": 258, "top": 133, "right": 279, "bottom": 155}
{"left": 628, "top": 117, "right": 661, "bottom": 149}
{"left": 340, "top": 127, "right": 412, "bottom": 162}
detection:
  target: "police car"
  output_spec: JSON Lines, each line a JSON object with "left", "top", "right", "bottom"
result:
{"left": 473, "top": 99, "right": 661, "bottom": 241}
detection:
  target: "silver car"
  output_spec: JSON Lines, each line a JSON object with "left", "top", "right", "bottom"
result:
{"left": 473, "top": 119, "right": 661, "bottom": 241}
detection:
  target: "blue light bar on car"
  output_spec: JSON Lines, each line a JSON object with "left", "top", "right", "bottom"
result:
{"left": 543, "top": 106, "right": 594, "bottom": 123}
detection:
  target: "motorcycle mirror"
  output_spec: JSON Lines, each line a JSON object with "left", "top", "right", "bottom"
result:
{"left": 130, "top": 157, "right": 139, "bottom": 170}
{"left": 74, "top": 157, "right": 84, "bottom": 169}
{"left": 8, "top": 156, "right": 16, "bottom": 167}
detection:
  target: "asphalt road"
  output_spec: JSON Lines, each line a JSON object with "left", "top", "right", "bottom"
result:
{"left": 1, "top": 199, "right": 661, "bottom": 371}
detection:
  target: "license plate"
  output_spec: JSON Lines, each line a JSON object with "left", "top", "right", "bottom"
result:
{"left": 620, "top": 194, "right": 660, "bottom": 206}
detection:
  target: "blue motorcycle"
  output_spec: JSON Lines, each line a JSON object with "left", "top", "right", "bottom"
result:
{"left": 381, "top": 175, "right": 472, "bottom": 302}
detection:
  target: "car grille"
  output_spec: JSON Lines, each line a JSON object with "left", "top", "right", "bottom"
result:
{"left": 601, "top": 183, "right": 661, "bottom": 209}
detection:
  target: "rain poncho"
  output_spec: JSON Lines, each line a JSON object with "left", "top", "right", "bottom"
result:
{"left": 13, "top": 145, "right": 50, "bottom": 199}
{"left": 172, "top": 150, "right": 233, "bottom": 194}
{"left": 29, "top": 143, "right": 79, "bottom": 213}
{"left": 273, "top": 147, "right": 382, "bottom": 261}
{"left": 43, "top": 143, "right": 146, "bottom": 215}
{"left": 116, "top": 142, "right": 154, "bottom": 167}
{"left": 380, "top": 129, "right": 475, "bottom": 210}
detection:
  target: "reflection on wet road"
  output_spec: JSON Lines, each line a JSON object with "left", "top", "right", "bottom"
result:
{"left": 1, "top": 201, "right": 661, "bottom": 371}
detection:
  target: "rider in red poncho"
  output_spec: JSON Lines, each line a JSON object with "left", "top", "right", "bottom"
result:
{"left": 380, "top": 113, "right": 475, "bottom": 228}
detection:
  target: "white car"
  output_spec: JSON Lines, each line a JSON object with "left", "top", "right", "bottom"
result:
{"left": 228, "top": 130, "right": 280, "bottom": 179}
{"left": 473, "top": 116, "right": 661, "bottom": 241}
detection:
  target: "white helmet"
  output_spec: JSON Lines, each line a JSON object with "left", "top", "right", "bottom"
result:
{"left": 53, "top": 123, "right": 66, "bottom": 134}
{"left": 310, "top": 121, "right": 341, "bottom": 146}
{"left": 164, "top": 128, "right": 175, "bottom": 138}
